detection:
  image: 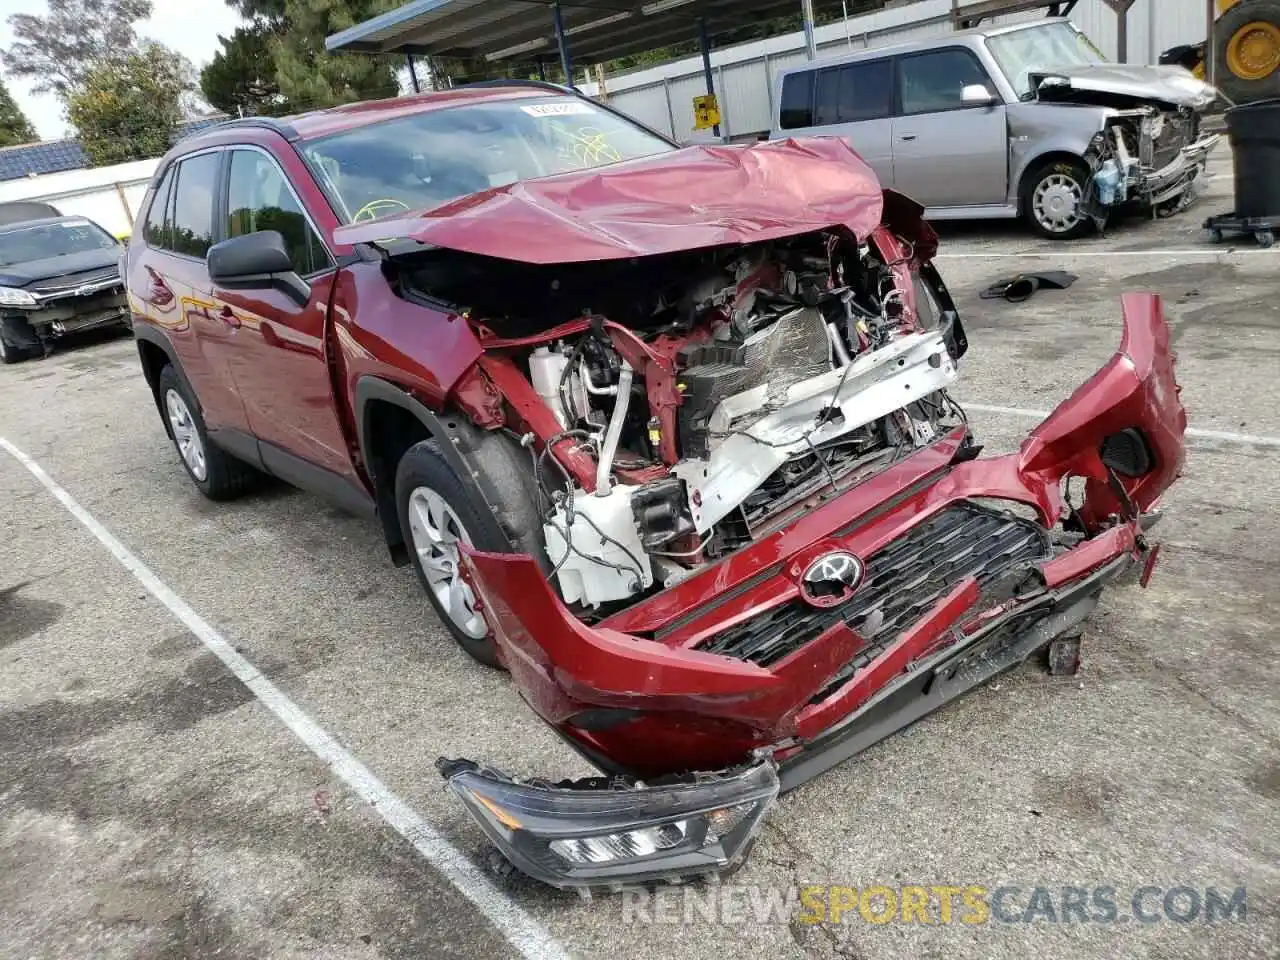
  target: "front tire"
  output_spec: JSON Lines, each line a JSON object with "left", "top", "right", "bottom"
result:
{"left": 395, "top": 440, "right": 511, "bottom": 668}
{"left": 156, "top": 364, "right": 258, "bottom": 500}
{"left": 0, "top": 314, "right": 41, "bottom": 364}
{"left": 1023, "top": 158, "right": 1094, "bottom": 240}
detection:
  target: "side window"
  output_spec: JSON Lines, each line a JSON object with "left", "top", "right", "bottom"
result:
{"left": 779, "top": 72, "right": 814, "bottom": 129}
{"left": 143, "top": 166, "right": 175, "bottom": 250}
{"left": 813, "top": 69, "right": 842, "bottom": 127}
{"left": 170, "top": 152, "right": 220, "bottom": 259}
{"left": 226, "top": 149, "right": 332, "bottom": 276}
{"left": 809, "top": 60, "right": 895, "bottom": 128}
{"left": 898, "top": 49, "right": 993, "bottom": 115}
{"left": 839, "top": 60, "right": 893, "bottom": 122}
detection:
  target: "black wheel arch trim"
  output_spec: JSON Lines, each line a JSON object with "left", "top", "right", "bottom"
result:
{"left": 134, "top": 324, "right": 201, "bottom": 418}
{"left": 354, "top": 375, "right": 517, "bottom": 560}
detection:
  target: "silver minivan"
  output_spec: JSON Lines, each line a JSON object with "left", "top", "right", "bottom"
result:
{"left": 771, "top": 18, "right": 1220, "bottom": 239}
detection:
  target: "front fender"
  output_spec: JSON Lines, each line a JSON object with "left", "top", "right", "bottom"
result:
{"left": 1006, "top": 103, "right": 1110, "bottom": 202}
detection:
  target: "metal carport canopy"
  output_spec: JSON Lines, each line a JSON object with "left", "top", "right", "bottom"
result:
{"left": 324, "top": 0, "right": 832, "bottom": 66}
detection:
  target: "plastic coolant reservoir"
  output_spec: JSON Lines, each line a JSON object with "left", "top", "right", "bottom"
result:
{"left": 544, "top": 486, "right": 654, "bottom": 607}
{"left": 1095, "top": 159, "right": 1121, "bottom": 206}
{"left": 529, "top": 346, "right": 570, "bottom": 427}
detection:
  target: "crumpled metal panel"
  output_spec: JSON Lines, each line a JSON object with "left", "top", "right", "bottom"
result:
{"left": 673, "top": 331, "right": 957, "bottom": 533}
{"left": 332, "top": 138, "right": 884, "bottom": 264}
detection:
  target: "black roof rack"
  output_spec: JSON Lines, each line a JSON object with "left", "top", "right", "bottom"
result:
{"left": 201, "top": 115, "right": 301, "bottom": 142}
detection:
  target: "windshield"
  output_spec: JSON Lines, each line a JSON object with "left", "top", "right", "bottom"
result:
{"left": 986, "top": 21, "right": 1106, "bottom": 98}
{"left": 301, "top": 95, "right": 675, "bottom": 224}
{"left": 0, "top": 219, "right": 117, "bottom": 267}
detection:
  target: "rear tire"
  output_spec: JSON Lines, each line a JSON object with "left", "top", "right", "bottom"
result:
{"left": 156, "top": 364, "right": 258, "bottom": 500}
{"left": 1022, "top": 158, "right": 1094, "bottom": 241}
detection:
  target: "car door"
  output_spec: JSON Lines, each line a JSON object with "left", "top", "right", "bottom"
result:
{"left": 815, "top": 59, "right": 895, "bottom": 185}
{"left": 890, "top": 48, "right": 1008, "bottom": 208}
{"left": 136, "top": 151, "right": 254, "bottom": 439}
{"left": 776, "top": 60, "right": 895, "bottom": 187}
{"left": 212, "top": 146, "right": 356, "bottom": 485}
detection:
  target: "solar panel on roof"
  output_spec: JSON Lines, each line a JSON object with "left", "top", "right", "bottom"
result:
{"left": 0, "top": 116, "right": 230, "bottom": 182}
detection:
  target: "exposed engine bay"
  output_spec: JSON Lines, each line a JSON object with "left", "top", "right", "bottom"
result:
{"left": 399, "top": 226, "right": 968, "bottom": 611}
{"left": 1024, "top": 68, "right": 1219, "bottom": 217}
{"left": 1082, "top": 105, "right": 1207, "bottom": 213}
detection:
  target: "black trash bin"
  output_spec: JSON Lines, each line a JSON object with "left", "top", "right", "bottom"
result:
{"left": 1227, "top": 98, "right": 1280, "bottom": 220}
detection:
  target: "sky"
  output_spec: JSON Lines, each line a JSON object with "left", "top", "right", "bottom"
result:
{"left": 0, "top": 0, "right": 247, "bottom": 141}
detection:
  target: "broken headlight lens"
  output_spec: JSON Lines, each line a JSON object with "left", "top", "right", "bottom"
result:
{"left": 437, "top": 757, "right": 779, "bottom": 889}
{"left": 0, "top": 286, "right": 37, "bottom": 307}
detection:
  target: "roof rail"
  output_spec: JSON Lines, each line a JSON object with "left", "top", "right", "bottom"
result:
{"left": 205, "top": 116, "right": 301, "bottom": 142}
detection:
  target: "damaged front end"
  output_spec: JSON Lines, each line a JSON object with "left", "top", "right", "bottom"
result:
{"left": 435, "top": 290, "right": 1184, "bottom": 889}
{"left": 1029, "top": 67, "right": 1221, "bottom": 215}
{"left": 342, "top": 139, "right": 1186, "bottom": 889}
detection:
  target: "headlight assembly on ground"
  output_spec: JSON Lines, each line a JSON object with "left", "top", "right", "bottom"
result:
{"left": 436, "top": 757, "right": 779, "bottom": 889}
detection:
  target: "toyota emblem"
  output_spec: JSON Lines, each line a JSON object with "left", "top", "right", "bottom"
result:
{"left": 800, "top": 551, "right": 864, "bottom": 607}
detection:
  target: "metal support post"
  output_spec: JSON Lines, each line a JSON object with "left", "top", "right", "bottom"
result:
{"left": 698, "top": 18, "right": 721, "bottom": 138}
{"left": 405, "top": 53, "right": 421, "bottom": 93}
{"left": 553, "top": 3, "right": 573, "bottom": 88}
{"left": 801, "top": 0, "right": 818, "bottom": 59}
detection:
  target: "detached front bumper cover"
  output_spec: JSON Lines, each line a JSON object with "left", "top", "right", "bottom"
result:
{"left": 436, "top": 757, "right": 779, "bottom": 889}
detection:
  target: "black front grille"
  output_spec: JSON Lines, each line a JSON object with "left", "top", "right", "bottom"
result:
{"left": 28, "top": 266, "right": 120, "bottom": 294}
{"left": 695, "top": 501, "right": 1051, "bottom": 671}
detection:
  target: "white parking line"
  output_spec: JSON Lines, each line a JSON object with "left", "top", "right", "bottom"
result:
{"left": 0, "top": 436, "right": 571, "bottom": 960}
{"left": 964, "top": 403, "right": 1280, "bottom": 449}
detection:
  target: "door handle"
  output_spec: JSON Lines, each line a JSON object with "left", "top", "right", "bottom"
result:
{"left": 218, "top": 305, "right": 242, "bottom": 329}
{"left": 899, "top": 134, "right": 918, "bottom": 142}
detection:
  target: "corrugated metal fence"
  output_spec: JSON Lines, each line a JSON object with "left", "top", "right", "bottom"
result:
{"left": 581, "top": 0, "right": 1212, "bottom": 142}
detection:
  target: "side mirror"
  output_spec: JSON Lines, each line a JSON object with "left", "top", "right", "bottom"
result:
{"left": 961, "top": 84, "right": 998, "bottom": 107}
{"left": 208, "top": 231, "right": 309, "bottom": 306}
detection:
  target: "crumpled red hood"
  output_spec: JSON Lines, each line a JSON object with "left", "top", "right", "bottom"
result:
{"left": 332, "top": 137, "right": 885, "bottom": 264}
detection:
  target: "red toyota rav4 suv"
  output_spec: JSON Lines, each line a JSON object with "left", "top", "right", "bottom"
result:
{"left": 126, "top": 82, "right": 1184, "bottom": 890}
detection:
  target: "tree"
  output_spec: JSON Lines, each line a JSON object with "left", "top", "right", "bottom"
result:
{"left": 66, "top": 43, "right": 193, "bottom": 165}
{"left": 201, "top": 24, "right": 291, "bottom": 117}
{"left": 272, "top": 0, "right": 400, "bottom": 108}
{"left": 1, "top": 0, "right": 152, "bottom": 101}
{"left": 228, "top": 0, "right": 287, "bottom": 22}
{"left": 0, "top": 77, "right": 36, "bottom": 147}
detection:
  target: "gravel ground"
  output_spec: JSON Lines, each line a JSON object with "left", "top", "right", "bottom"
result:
{"left": 1, "top": 144, "right": 1276, "bottom": 960}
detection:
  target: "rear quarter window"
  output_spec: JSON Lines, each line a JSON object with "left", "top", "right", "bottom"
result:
{"left": 143, "top": 166, "right": 176, "bottom": 250}
{"left": 779, "top": 72, "right": 815, "bottom": 129}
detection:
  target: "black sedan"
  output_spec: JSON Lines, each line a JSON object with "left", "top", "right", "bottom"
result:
{"left": 0, "top": 216, "right": 130, "bottom": 364}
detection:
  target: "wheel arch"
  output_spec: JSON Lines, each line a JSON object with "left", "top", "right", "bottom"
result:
{"left": 134, "top": 325, "right": 198, "bottom": 418}
{"left": 1016, "top": 150, "right": 1090, "bottom": 210}
{"left": 355, "top": 376, "right": 519, "bottom": 565}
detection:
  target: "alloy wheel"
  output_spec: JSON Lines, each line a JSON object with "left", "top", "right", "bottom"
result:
{"left": 407, "top": 486, "right": 489, "bottom": 639}
{"left": 164, "top": 388, "right": 208, "bottom": 482}
{"left": 1033, "top": 172, "right": 1084, "bottom": 235}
